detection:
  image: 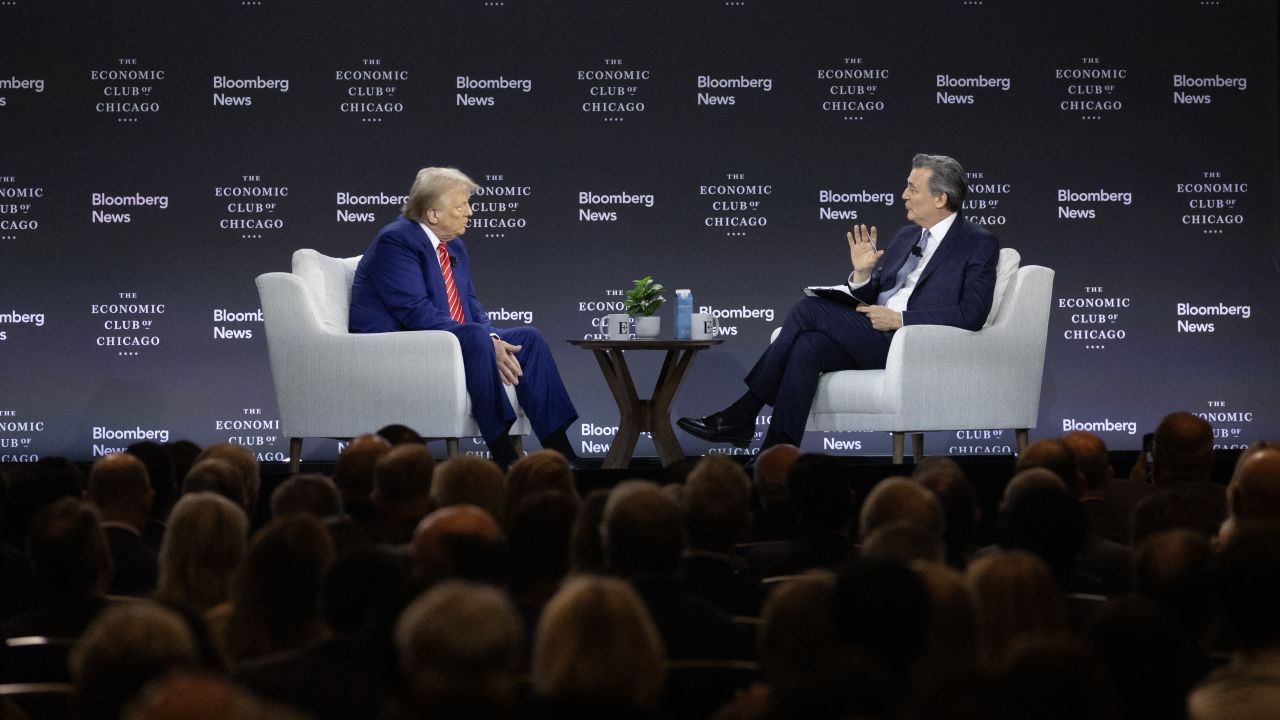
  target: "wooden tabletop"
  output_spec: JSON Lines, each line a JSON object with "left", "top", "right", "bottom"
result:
{"left": 567, "top": 338, "right": 725, "bottom": 350}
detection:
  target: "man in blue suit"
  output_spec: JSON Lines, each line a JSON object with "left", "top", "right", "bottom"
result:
{"left": 679, "top": 154, "right": 1000, "bottom": 453}
{"left": 349, "top": 167, "right": 578, "bottom": 468}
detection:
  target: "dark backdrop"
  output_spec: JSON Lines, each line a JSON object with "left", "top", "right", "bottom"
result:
{"left": 1, "top": 0, "right": 1276, "bottom": 462}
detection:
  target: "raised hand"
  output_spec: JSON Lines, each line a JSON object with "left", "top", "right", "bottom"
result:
{"left": 847, "top": 224, "right": 882, "bottom": 282}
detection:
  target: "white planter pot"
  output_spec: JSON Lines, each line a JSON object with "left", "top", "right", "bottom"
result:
{"left": 633, "top": 315, "right": 661, "bottom": 338}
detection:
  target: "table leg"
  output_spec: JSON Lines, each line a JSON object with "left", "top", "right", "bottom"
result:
{"left": 648, "top": 348, "right": 700, "bottom": 467}
{"left": 591, "top": 348, "right": 642, "bottom": 469}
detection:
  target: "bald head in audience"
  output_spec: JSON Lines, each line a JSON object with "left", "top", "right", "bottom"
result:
{"left": 334, "top": 433, "right": 392, "bottom": 498}
{"left": 1016, "top": 439, "right": 1082, "bottom": 494}
{"left": 409, "top": 504, "right": 503, "bottom": 582}
{"left": 1153, "top": 411, "right": 1215, "bottom": 485}
{"left": 1227, "top": 445, "right": 1280, "bottom": 525}
{"left": 88, "top": 453, "right": 154, "bottom": 533}
{"left": 754, "top": 443, "right": 801, "bottom": 506}
{"left": 1062, "top": 431, "right": 1111, "bottom": 499}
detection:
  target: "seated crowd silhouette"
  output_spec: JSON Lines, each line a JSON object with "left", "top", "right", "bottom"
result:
{"left": 2, "top": 410, "right": 1279, "bottom": 720}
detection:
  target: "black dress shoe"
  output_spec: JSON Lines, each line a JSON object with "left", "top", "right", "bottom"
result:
{"left": 677, "top": 413, "right": 755, "bottom": 448}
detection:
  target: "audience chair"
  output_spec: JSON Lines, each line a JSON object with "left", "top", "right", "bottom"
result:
{"left": 0, "top": 683, "right": 76, "bottom": 720}
{"left": 257, "top": 249, "right": 530, "bottom": 471}
{"left": 2, "top": 637, "right": 77, "bottom": 683}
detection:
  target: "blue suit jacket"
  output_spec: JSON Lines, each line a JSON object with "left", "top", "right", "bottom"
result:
{"left": 850, "top": 214, "right": 999, "bottom": 331}
{"left": 349, "top": 216, "right": 492, "bottom": 333}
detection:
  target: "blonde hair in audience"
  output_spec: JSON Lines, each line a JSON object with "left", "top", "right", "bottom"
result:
{"left": 155, "top": 492, "right": 248, "bottom": 613}
{"left": 532, "top": 575, "right": 664, "bottom": 708}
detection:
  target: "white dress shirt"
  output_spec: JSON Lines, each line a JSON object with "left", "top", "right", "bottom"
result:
{"left": 849, "top": 212, "right": 957, "bottom": 313}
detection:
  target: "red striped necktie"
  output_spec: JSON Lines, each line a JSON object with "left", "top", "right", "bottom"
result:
{"left": 436, "top": 242, "right": 466, "bottom": 323}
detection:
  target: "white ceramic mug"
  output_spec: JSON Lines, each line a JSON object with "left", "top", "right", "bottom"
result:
{"left": 605, "top": 313, "right": 633, "bottom": 340}
{"left": 691, "top": 312, "right": 719, "bottom": 340}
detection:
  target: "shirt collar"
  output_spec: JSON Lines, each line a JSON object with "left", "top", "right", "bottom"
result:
{"left": 418, "top": 221, "right": 444, "bottom": 252}
{"left": 923, "top": 212, "right": 957, "bottom": 245}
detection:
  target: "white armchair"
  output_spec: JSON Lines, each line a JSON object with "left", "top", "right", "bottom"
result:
{"left": 256, "top": 249, "right": 528, "bottom": 471}
{"left": 780, "top": 249, "right": 1054, "bottom": 463}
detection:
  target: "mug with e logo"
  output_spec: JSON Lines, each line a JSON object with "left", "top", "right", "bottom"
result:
{"left": 691, "top": 313, "right": 719, "bottom": 340}
{"left": 605, "top": 313, "right": 633, "bottom": 340}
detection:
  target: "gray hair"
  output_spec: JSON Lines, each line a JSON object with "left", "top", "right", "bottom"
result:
{"left": 402, "top": 167, "right": 479, "bottom": 222}
{"left": 912, "top": 153, "right": 968, "bottom": 212}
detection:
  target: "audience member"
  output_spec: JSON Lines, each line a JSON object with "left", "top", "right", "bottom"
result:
{"left": 194, "top": 443, "right": 262, "bottom": 525}
{"left": 69, "top": 600, "right": 200, "bottom": 720}
{"left": 235, "top": 545, "right": 403, "bottom": 720}
{"left": 994, "top": 480, "right": 1093, "bottom": 592}
{"left": 1131, "top": 489, "right": 1200, "bottom": 546}
{"left": 87, "top": 453, "right": 158, "bottom": 595}
{"left": 754, "top": 573, "right": 842, "bottom": 718}
{"left": 220, "top": 515, "right": 335, "bottom": 665}
{"left": 965, "top": 550, "right": 1066, "bottom": 667}
{"left": 432, "top": 455, "right": 506, "bottom": 521}
{"left": 680, "top": 456, "right": 765, "bottom": 616}
{"left": 126, "top": 440, "right": 177, "bottom": 549}
{"left": 396, "top": 579, "right": 523, "bottom": 720}
{"left": 371, "top": 444, "right": 436, "bottom": 545}
{"left": 570, "top": 489, "right": 610, "bottom": 574}
{"left": 913, "top": 456, "right": 980, "bottom": 568}
{"left": 746, "top": 453, "right": 855, "bottom": 577}
{"left": 1224, "top": 444, "right": 1280, "bottom": 537}
{"left": 1061, "top": 431, "right": 1125, "bottom": 543}
{"left": 123, "top": 671, "right": 310, "bottom": 720}
{"left": 182, "top": 459, "right": 248, "bottom": 510}
{"left": 507, "top": 491, "right": 577, "bottom": 640}
{"left": 505, "top": 450, "right": 577, "bottom": 524}
{"left": 831, "top": 556, "right": 931, "bottom": 717}
{"left": 530, "top": 575, "right": 663, "bottom": 719}
{"left": 912, "top": 561, "right": 979, "bottom": 670}
{"left": 859, "top": 476, "right": 945, "bottom": 543}
{"left": 0, "top": 458, "right": 82, "bottom": 549}
{"left": 1090, "top": 596, "right": 1197, "bottom": 720}
{"left": 1150, "top": 411, "right": 1226, "bottom": 536}
{"left": 154, "top": 493, "right": 248, "bottom": 615}
{"left": 269, "top": 473, "right": 343, "bottom": 520}
{"left": 1015, "top": 439, "right": 1083, "bottom": 492}
{"left": 1189, "top": 522, "right": 1280, "bottom": 719}
{"left": 334, "top": 433, "right": 392, "bottom": 531}
{"left": 861, "top": 524, "right": 946, "bottom": 565}
{"left": 993, "top": 632, "right": 1112, "bottom": 720}
{"left": 408, "top": 504, "right": 506, "bottom": 586}
{"left": 164, "top": 441, "right": 202, "bottom": 492}
{"left": 603, "top": 480, "right": 747, "bottom": 659}
{"left": 377, "top": 424, "right": 425, "bottom": 446}
{"left": 1131, "top": 528, "right": 1217, "bottom": 660}
{"left": 750, "top": 444, "right": 801, "bottom": 541}
{"left": 2, "top": 497, "right": 111, "bottom": 639}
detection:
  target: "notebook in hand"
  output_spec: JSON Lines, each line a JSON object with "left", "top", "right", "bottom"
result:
{"left": 803, "top": 285, "right": 869, "bottom": 309}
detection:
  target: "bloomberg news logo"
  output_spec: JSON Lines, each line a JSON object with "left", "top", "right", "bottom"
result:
{"left": 1062, "top": 418, "right": 1138, "bottom": 435}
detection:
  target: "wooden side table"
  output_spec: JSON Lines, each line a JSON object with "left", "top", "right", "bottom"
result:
{"left": 567, "top": 339, "right": 724, "bottom": 469}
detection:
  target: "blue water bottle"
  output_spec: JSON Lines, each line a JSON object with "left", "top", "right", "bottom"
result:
{"left": 675, "top": 289, "right": 693, "bottom": 339}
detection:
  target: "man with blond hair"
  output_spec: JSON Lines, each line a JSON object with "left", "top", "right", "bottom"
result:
{"left": 349, "top": 167, "right": 578, "bottom": 469}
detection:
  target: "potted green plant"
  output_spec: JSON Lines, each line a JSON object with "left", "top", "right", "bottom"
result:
{"left": 624, "top": 275, "right": 665, "bottom": 338}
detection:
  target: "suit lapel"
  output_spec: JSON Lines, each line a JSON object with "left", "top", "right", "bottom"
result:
{"left": 915, "top": 215, "right": 966, "bottom": 287}
{"left": 408, "top": 218, "right": 452, "bottom": 318}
